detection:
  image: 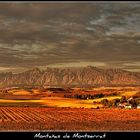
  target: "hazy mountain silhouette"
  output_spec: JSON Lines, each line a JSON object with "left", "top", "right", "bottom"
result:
{"left": 0, "top": 66, "right": 140, "bottom": 88}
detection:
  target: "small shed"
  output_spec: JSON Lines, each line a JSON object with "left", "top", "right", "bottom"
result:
{"left": 118, "top": 103, "right": 125, "bottom": 108}
{"left": 125, "top": 104, "right": 132, "bottom": 109}
{"left": 137, "top": 105, "right": 140, "bottom": 109}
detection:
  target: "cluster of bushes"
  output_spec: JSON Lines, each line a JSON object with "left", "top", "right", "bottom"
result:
{"left": 64, "top": 93, "right": 104, "bottom": 100}
{"left": 100, "top": 98, "right": 120, "bottom": 107}
{"left": 105, "top": 92, "right": 118, "bottom": 96}
{"left": 100, "top": 96, "right": 140, "bottom": 108}
{"left": 64, "top": 92, "right": 118, "bottom": 100}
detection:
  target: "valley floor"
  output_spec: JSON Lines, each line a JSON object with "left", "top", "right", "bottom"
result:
{"left": 0, "top": 107, "right": 140, "bottom": 131}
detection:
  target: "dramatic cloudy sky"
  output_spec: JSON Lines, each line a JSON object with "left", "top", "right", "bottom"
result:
{"left": 0, "top": 2, "right": 140, "bottom": 73}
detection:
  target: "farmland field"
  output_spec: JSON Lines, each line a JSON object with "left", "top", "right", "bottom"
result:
{"left": 0, "top": 86, "right": 140, "bottom": 108}
{"left": 0, "top": 107, "right": 140, "bottom": 131}
{"left": 0, "top": 86, "right": 140, "bottom": 131}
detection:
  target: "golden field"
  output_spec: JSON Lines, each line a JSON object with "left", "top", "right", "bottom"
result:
{"left": 0, "top": 86, "right": 140, "bottom": 108}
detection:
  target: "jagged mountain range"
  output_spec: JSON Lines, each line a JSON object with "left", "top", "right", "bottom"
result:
{"left": 0, "top": 66, "right": 140, "bottom": 88}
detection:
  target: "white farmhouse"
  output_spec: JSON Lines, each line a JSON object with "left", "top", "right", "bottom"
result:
{"left": 137, "top": 105, "right": 140, "bottom": 109}
{"left": 125, "top": 104, "right": 132, "bottom": 109}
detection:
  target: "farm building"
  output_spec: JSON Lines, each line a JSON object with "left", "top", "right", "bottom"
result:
{"left": 118, "top": 103, "right": 125, "bottom": 108}
{"left": 118, "top": 103, "right": 132, "bottom": 109}
{"left": 137, "top": 105, "right": 140, "bottom": 109}
{"left": 124, "top": 104, "right": 132, "bottom": 109}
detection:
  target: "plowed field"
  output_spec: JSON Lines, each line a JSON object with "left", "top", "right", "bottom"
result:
{"left": 0, "top": 107, "right": 139, "bottom": 131}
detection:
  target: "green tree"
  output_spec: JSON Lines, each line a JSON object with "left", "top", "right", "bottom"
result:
{"left": 101, "top": 99, "right": 109, "bottom": 106}
{"left": 112, "top": 99, "right": 120, "bottom": 106}
{"left": 120, "top": 96, "right": 127, "bottom": 103}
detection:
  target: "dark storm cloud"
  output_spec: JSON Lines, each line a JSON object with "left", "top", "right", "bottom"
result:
{"left": 0, "top": 2, "right": 140, "bottom": 72}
